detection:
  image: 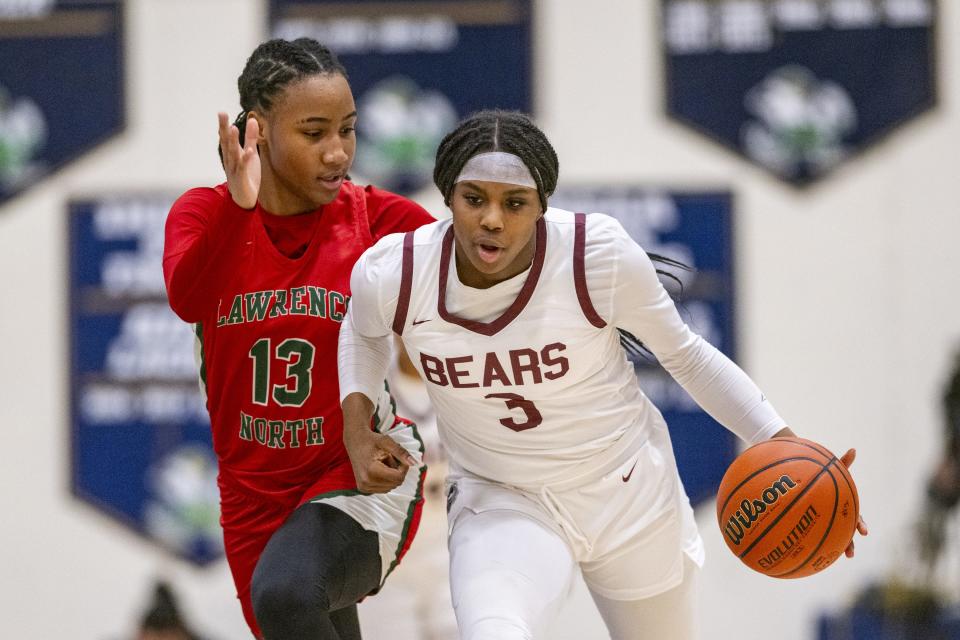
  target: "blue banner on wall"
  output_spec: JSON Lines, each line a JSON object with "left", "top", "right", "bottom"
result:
{"left": 69, "top": 195, "right": 222, "bottom": 566}
{"left": 270, "top": 0, "right": 532, "bottom": 195}
{"left": 662, "top": 0, "right": 937, "bottom": 186}
{"left": 551, "top": 187, "right": 736, "bottom": 507}
{"left": 0, "top": 1, "right": 124, "bottom": 206}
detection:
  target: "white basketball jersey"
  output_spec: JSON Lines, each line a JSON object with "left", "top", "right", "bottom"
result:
{"left": 392, "top": 209, "right": 665, "bottom": 490}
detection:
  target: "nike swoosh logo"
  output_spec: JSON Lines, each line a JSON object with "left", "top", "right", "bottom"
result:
{"left": 412, "top": 318, "right": 430, "bottom": 325}
{"left": 622, "top": 460, "right": 638, "bottom": 483}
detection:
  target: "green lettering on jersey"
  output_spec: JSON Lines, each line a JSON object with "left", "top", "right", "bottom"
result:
{"left": 217, "top": 299, "right": 228, "bottom": 327}
{"left": 267, "top": 420, "right": 285, "bottom": 449}
{"left": 308, "top": 286, "right": 327, "bottom": 318}
{"left": 226, "top": 295, "right": 244, "bottom": 325}
{"left": 285, "top": 419, "right": 304, "bottom": 448}
{"left": 253, "top": 418, "right": 268, "bottom": 445}
{"left": 305, "top": 416, "right": 325, "bottom": 446}
{"left": 245, "top": 291, "right": 273, "bottom": 322}
{"left": 269, "top": 289, "right": 289, "bottom": 319}
{"left": 239, "top": 412, "right": 253, "bottom": 441}
{"left": 328, "top": 291, "right": 346, "bottom": 322}
{"left": 290, "top": 286, "right": 308, "bottom": 315}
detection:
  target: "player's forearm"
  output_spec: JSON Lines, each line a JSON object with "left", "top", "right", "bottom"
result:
{"left": 660, "top": 336, "right": 786, "bottom": 445}
{"left": 341, "top": 391, "right": 376, "bottom": 444}
{"left": 337, "top": 307, "right": 393, "bottom": 403}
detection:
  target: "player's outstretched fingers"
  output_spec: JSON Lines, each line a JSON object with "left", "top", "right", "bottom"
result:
{"left": 217, "top": 112, "right": 235, "bottom": 147}
{"left": 243, "top": 113, "right": 259, "bottom": 157}
{"left": 217, "top": 111, "right": 230, "bottom": 136}
{"left": 217, "top": 112, "right": 241, "bottom": 170}
{"left": 216, "top": 111, "right": 259, "bottom": 209}
{"left": 839, "top": 448, "right": 856, "bottom": 468}
{"left": 838, "top": 448, "right": 867, "bottom": 558}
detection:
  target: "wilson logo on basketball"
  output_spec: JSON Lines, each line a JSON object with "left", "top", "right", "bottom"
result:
{"left": 723, "top": 475, "right": 798, "bottom": 546}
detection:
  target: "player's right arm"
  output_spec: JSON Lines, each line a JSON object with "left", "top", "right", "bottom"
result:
{"left": 162, "top": 114, "right": 260, "bottom": 322}
{"left": 162, "top": 187, "right": 251, "bottom": 321}
{"left": 338, "top": 234, "right": 416, "bottom": 493}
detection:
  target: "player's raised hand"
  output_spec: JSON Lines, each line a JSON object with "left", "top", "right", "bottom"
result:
{"left": 217, "top": 111, "right": 260, "bottom": 209}
{"left": 839, "top": 448, "right": 869, "bottom": 558}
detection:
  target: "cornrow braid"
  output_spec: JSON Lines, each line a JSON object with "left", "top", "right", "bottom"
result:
{"left": 433, "top": 110, "right": 559, "bottom": 212}
{"left": 218, "top": 38, "right": 347, "bottom": 162}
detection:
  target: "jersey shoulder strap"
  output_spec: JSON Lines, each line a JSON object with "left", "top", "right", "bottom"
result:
{"left": 573, "top": 212, "right": 607, "bottom": 328}
{"left": 391, "top": 230, "right": 416, "bottom": 335}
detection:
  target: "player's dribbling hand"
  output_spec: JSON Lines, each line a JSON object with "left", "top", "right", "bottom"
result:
{"left": 217, "top": 111, "right": 261, "bottom": 209}
{"left": 344, "top": 427, "right": 417, "bottom": 494}
{"left": 839, "top": 448, "right": 869, "bottom": 558}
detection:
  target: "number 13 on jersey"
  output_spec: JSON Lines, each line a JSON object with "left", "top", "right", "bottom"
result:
{"left": 249, "top": 338, "right": 316, "bottom": 407}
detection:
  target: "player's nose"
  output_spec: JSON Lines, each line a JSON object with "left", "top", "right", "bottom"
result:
{"left": 479, "top": 205, "right": 505, "bottom": 231}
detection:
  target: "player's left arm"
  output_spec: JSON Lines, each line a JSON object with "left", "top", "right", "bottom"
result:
{"left": 594, "top": 216, "right": 870, "bottom": 553}
{"left": 594, "top": 214, "right": 784, "bottom": 445}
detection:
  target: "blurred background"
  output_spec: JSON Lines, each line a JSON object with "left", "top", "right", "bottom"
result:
{"left": 0, "top": 0, "right": 958, "bottom": 638}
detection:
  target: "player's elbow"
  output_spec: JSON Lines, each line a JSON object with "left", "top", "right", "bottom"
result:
{"left": 164, "top": 288, "right": 204, "bottom": 324}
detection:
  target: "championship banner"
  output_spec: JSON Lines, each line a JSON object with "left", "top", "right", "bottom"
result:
{"left": 270, "top": 0, "right": 532, "bottom": 195}
{"left": 69, "top": 195, "right": 222, "bottom": 566}
{"left": 0, "top": 1, "right": 124, "bottom": 206}
{"left": 662, "top": 0, "right": 936, "bottom": 186}
{"left": 551, "top": 187, "right": 735, "bottom": 506}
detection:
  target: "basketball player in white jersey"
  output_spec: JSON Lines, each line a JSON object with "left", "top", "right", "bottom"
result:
{"left": 337, "top": 110, "right": 866, "bottom": 640}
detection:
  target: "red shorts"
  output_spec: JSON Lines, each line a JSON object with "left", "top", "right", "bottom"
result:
{"left": 219, "top": 458, "right": 359, "bottom": 638}
{"left": 219, "top": 417, "right": 426, "bottom": 638}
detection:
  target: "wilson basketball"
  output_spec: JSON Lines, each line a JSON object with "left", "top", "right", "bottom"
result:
{"left": 716, "top": 437, "right": 859, "bottom": 578}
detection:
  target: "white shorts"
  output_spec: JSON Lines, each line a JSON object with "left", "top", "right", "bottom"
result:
{"left": 446, "top": 437, "right": 702, "bottom": 600}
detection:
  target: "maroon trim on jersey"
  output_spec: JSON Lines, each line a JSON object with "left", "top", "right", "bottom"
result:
{"left": 574, "top": 213, "right": 607, "bottom": 328}
{"left": 392, "top": 231, "right": 416, "bottom": 335}
{"left": 437, "top": 217, "right": 547, "bottom": 336}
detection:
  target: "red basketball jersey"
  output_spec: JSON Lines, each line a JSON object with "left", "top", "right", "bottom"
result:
{"left": 163, "top": 182, "right": 432, "bottom": 505}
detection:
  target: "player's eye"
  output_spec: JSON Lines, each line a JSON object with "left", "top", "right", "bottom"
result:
{"left": 463, "top": 194, "right": 483, "bottom": 206}
{"left": 340, "top": 126, "right": 355, "bottom": 136}
{"left": 506, "top": 199, "right": 527, "bottom": 210}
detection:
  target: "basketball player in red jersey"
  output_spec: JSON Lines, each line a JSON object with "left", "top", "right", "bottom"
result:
{"left": 162, "top": 38, "right": 433, "bottom": 639}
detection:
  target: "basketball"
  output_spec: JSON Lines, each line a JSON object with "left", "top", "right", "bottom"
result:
{"left": 716, "top": 437, "right": 859, "bottom": 578}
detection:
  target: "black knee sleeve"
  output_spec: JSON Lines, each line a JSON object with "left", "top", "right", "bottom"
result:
{"left": 251, "top": 503, "right": 381, "bottom": 639}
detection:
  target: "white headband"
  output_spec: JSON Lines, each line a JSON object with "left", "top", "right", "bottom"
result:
{"left": 454, "top": 151, "right": 537, "bottom": 189}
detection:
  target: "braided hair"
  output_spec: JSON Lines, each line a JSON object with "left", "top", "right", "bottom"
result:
{"left": 434, "top": 109, "right": 690, "bottom": 357}
{"left": 433, "top": 110, "right": 558, "bottom": 213}
{"left": 219, "top": 38, "right": 347, "bottom": 160}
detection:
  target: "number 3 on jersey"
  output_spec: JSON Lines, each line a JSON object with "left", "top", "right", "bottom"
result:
{"left": 249, "top": 338, "right": 316, "bottom": 407}
{"left": 484, "top": 392, "right": 543, "bottom": 432}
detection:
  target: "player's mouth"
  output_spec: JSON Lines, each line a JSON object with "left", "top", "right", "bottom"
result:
{"left": 318, "top": 172, "right": 345, "bottom": 190}
{"left": 475, "top": 241, "right": 505, "bottom": 264}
